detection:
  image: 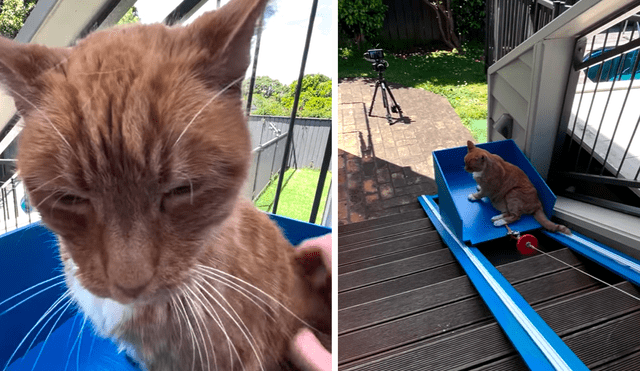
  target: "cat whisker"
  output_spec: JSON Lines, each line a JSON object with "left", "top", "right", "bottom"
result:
{"left": 27, "top": 174, "right": 65, "bottom": 195}
{"left": 3, "top": 86, "right": 74, "bottom": 154}
{"left": 2, "top": 291, "right": 71, "bottom": 371}
{"left": 194, "top": 266, "right": 276, "bottom": 321}
{"left": 197, "top": 265, "right": 320, "bottom": 332}
{"left": 0, "top": 275, "right": 65, "bottom": 315}
{"left": 47, "top": 191, "right": 73, "bottom": 214}
{"left": 30, "top": 299, "right": 74, "bottom": 371}
{"left": 194, "top": 277, "right": 265, "bottom": 371}
{"left": 75, "top": 68, "right": 129, "bottom": 76}
{"left": 169, "top": 295, "right": 184, "bottom": 349}
{"left": 174, "top": 294, "right": 200, "bottom": 371}
{"left": 183, "top": 287, "right": 214, "bottom": 371}
{"left": 76, "top": 315, "right": 88, "bottom": 371}
{"left": 191, "top": 277, "right": 246, "bottom": 371}
{"left": 34, "top": 190, "right": 62, "bottom": 210}
{"left": 64, "top": 314, "right": 87, "bottom": 371}
{"left": 172, "top": 75, "right": 245, "bottom": 148}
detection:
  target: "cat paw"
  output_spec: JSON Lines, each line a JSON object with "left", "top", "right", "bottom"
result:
{"left": 491, "top": 214, "right": 505, "bottom": 222}
{"left": 493, "top": 219, "right": 507, "bottom": 227}
{"left": 468, "top": 194, "right": 479, "bottom": 201}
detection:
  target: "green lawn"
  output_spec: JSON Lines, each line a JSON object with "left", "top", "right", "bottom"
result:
{"left": 255, "top": 168, "right": 331, "bottom": 224}
{"left": 339, "top": 42, "right": 488, "bottom": 142}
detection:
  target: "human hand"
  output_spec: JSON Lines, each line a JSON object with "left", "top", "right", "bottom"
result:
{"left": 291, "top": 233, "right": 332, "bottom": 371}
{"left": 290, "top": 327, "right": 332, "bottom": 371}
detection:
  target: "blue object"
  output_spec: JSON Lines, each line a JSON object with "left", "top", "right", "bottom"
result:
{"left": 419, "top": 195, "right": 589, "bottom": 371}
{"left": 433, "top": 139, "right": 556, "bottom": 245}
{"left": 584, "top": 47, "right": 640, "bottom": 82}
{"left": 0, "top": 215, "right": 330, "bottom": 371}
{"left": 542, "top": 230, "right": 640, "bottom": 287}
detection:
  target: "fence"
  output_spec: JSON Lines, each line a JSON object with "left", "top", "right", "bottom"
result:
{"left": 378, "top": 0, "right": 441, "bottom": 46}
{"left": 486, "top": 0, "right": 577, "bottom": 68}
{"left": 245, "top": 115, "right": 332, "bottom": 200}
{"left": 550, "top": 13, "right": 640, "bottom": 217}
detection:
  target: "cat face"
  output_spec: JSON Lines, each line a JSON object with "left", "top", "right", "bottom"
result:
{"left": 464, "top": 140, "right": 487, "bottom": 173}
{"left": 0, "top": 0, "right": 267, "bottom": 305}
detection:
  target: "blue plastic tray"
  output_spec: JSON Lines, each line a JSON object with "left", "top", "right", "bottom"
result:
{"left": 433, "top": 139, "right": 556, "bottom": 245}
{"left": 0, "top": 215, "right": 330, "bottom": 370}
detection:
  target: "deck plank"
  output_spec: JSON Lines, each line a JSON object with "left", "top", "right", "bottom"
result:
{"left": 339, "top": 266, "right": 601, "bottom": 363}
{"left": 339, "top": 229, "right": 443, "bottom": 267}
{"left": 338, "top": 218, "right": 433, "bottom": 248}
{"left": 339, "top": 249, "right": 455, "bottom": 292}
{"left": 338, "top": 212, "right": 640, "bottom": 370}
{"left": 338, "top": 209, "right": 427, "bottom": 236}
{"left": 339, "top": 263, "right": 464, "bottom": 309}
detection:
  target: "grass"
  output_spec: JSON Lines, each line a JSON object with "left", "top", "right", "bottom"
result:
{"left": 255, "top": 168, "right": 332, "bottom": 224}
{"left": 339, "top": 42, "right": 488, "bottom": 142}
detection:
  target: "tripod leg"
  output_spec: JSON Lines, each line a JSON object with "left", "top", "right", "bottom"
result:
{"left": 369, "top": 81, "right": 380, "bottom": 116}
{"left": 384, "top": 80, "right": 403, "bottom": 118}
{"left": 380, "top": 83, "right": 393, "bottom": 123}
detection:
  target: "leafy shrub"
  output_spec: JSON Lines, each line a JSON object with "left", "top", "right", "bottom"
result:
{"left": 0, "top": 0, "right": 36, "bottom": 38}
{"left": 451, "top": 0, "right": 485, "bottom": 42}
{"left": 338, "top": 0, "right": 387, "bottom": 44}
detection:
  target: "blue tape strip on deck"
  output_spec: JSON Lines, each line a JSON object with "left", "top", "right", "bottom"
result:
{"left": 543, "top": 230, "right": 640, "bottom": 288}
{"left": 419, "top": 195, "right": 588, "bottom": 371}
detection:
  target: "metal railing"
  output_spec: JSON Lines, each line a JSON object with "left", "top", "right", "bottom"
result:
{"left": 0, "top": 173, "right": 40, "bottom": 233}
{"left": 550, "top": 14, "right": 640, "bottom": 217}
{"left": 0, "top": 0, "right": 332, "bottom": 231}
{"left": 486, "top": 0, "right": 576, "bottom": 68}
{"left": 247, "top": 131, "right": 290, "bottom": 200}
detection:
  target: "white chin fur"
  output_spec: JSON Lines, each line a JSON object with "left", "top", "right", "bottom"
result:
{"left": 66, "top": 260, "right": 133, "bottom": 339}
{"left": 472, "top": 171, "right": 483, "bottom": 180}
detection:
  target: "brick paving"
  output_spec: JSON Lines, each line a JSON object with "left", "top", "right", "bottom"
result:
{"left": 338, "top": 77, "right": 475, "bottom": 225}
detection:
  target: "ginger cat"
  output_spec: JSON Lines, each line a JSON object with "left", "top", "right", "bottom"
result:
{"left": 464, "top": 141, "right": 571, "bottom": 235}
{"left": 0, "top": 0, "right": 330, "bottom": 370}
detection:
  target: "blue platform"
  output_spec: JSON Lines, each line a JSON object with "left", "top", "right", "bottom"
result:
{"left": 0, "top": 215, "right": 330, "bottom": 371}
{"left": 433, "top": 139, "right": 556, "bottom": 245}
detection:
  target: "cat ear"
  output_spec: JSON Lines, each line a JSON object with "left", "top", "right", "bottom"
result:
{"left": 186, "top": 0, "right": 268, "bottom": 88}
{"left": 0, "top": 37, "right": 70, "bottom": 116}
{"left": 466, "top": 140, "right": 475, "bottom": 151}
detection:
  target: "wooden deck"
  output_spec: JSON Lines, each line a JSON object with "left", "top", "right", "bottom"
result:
{"left": 338, "top": 207, "right": 640, "bottom": 370}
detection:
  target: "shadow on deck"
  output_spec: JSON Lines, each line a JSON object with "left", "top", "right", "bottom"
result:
{"left": 338, "top": 206, "right": 640, "bottom": 370}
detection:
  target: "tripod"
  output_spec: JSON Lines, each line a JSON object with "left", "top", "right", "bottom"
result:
{"left": 369, "top": 69, "right": 403, "bottom": 124}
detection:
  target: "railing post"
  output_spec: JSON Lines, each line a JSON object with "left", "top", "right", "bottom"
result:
{"left": 309, "top": 127, "right": 331, "bottom": 224}
{"left": 11, "top": 178, "right": 17, "bottom": 229}
{"left": 272, "top": 0, "right": 319, "bottom": 214}
{"left": 2, "top": 188, "right": 7, "bottom": 233}
{"left": 246, "top": 15, "right": 264, "bottom": 115}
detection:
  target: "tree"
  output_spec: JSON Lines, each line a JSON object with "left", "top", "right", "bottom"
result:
{"left": 283, "top": 74, "right": 331, "bottom": 118}
{"left": 0, "top": 0, "right": 36, "bottom": 38}
{"left": 117, "top": 7, "right": 140, "bottom": 26}
{"left": 244, "top": 74, "right": 331, "bottom": 119}
{"left": 421, "top": 0, "right": 461, "bottom": 52}
{"left": 250, "top": 76, "right": 290, "bottom": 99}
{"left": 450, "top": 0, "right": 485, "bottom": 43}
{"left": 338, "top": 0, "right": 387, "bottom": 45}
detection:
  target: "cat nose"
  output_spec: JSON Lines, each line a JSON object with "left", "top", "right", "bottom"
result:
{"left": 115, "top": 282, "right": 149, "bottom": 298}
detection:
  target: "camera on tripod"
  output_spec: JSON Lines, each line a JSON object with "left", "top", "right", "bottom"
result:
{"left": 363, "top": 48, "right": 388, "bottom": 72}
{"left": 363, "top": 48, "right": 403, "bottom": 124}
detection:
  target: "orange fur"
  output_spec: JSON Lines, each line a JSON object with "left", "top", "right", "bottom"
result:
{"left": 464, "top": 141, "right": 570, "bottom": 235}
{"left": 0, "top": 0, "right": 330, "bottom": 369}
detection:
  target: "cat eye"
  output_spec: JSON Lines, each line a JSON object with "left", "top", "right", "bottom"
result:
{"left": 57, "top": 194, "right": 89, "bottom": 206}
{"left": 166, "top": 185, "right": 193, "bottom": 197}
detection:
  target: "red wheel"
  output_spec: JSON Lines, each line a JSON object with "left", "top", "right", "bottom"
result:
{"left": 517, "top": 234, "right": 538, "bottom": 255}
